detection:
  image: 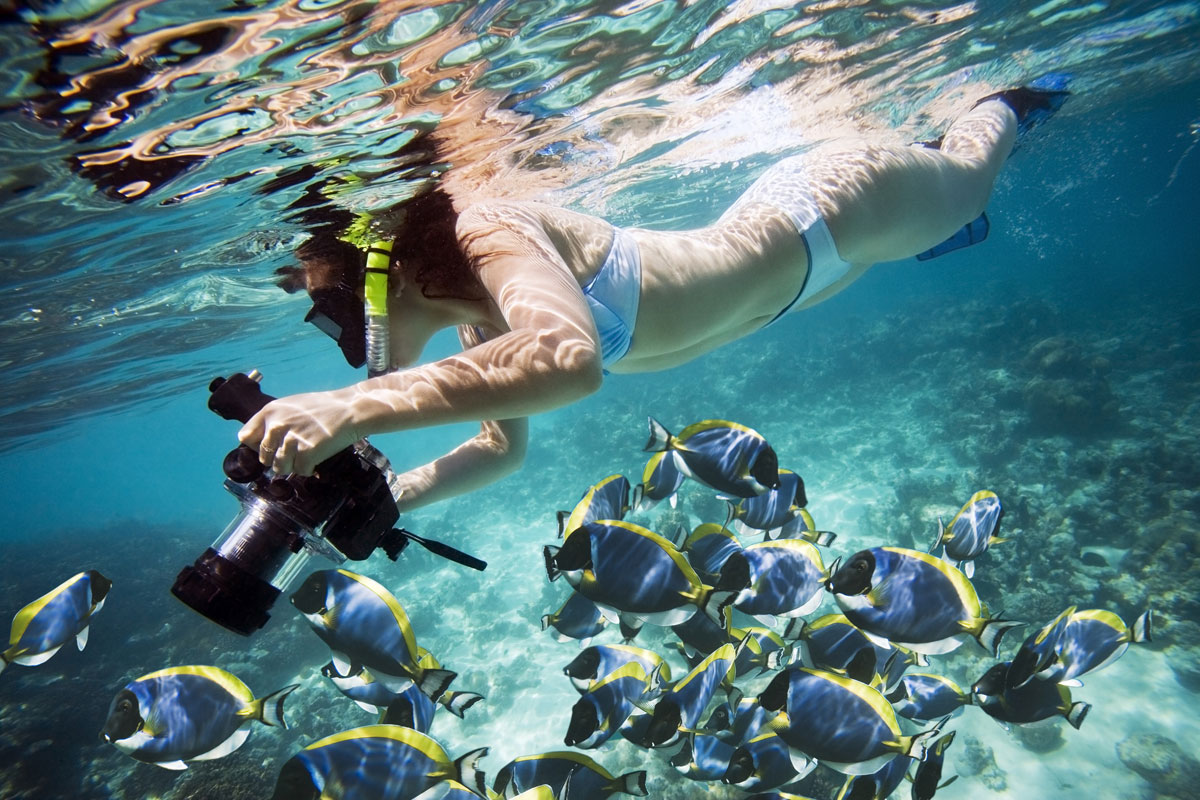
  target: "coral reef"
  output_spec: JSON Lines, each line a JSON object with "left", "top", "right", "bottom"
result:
{"left": 1116, "top": 732, "right": 1200, "bottom": 800}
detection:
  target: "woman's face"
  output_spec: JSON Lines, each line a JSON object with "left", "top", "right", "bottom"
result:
{"left": 384, "top": 276, "right": 445, "bottom": 371}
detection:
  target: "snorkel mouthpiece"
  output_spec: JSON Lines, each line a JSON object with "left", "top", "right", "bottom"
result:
{"left": 363, "top": 241, "right": 392, "bottom": 377}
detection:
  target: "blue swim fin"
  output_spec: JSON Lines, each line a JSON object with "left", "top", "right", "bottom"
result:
{"left": 977, "top": 73, "right": 1072, "bottom": 142}
{"left": 916, "top": 211, "right": 989, "bottom": 261}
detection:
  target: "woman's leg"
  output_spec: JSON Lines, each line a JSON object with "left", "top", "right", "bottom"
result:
{"left": 810, "top": 100, "right": 1019, "bottom": 265}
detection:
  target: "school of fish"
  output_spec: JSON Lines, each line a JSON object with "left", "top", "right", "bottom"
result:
{"left": 1, "top": 416, "right": 1153, "bottom": 799}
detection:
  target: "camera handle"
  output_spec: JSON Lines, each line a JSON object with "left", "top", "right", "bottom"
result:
{"left": 385, "top": 528, "right": 488, "bottom": 572}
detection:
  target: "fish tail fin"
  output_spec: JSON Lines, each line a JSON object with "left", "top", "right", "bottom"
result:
{"left": 699, "top": 590, "right": 736, "bottom": 631}
{"left": 543, "top": 545, "right": 562, "bottom": 582}
{"left": 614, "top": 770, "right": 649, "bottom": 797}
{"left": 442, "top": 691, "right": 484, "bottom": 718}
{"left": 418, "top": 667, "right": 457, "bottom": 701}
{"left": 540, "top": 613, "right": 555, "bottom": 631}
{"left": 0, "top": 656, "right": 6, "bottom": 675}
{"left": 903, "top": 718, "right": 946, "bottom": 761}
{"left": 453, "top": 746, "right": 489, "bottom": 797}
{"left": 976, "top": 616, "right": 1025, "bottom": 657}
{"left": 931, "top": 517, "right": 948, "bottom": 552}
{"left": 257, "top": 683, "right": 300, "bottom": 728}
{"left": 1132, "top": 609, "right": 1153, "bottom": 643}
{"left": 781, "top": 617, "right": 807, "bottom": 641}
{"left": 805, "top": 529, "right": 837, "bottom": 547}
{"left": 556, "top": 510, "right": 569, "bottom": 539}
{"left": 644, "top": 417, "right": 673, "bottom": 452}
{"left": 1066, "top": 701, "right": 1091, "bottom": 729}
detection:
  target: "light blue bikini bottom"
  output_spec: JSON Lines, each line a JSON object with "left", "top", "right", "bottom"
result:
{"left": 719, "top": 154, "right": 853, "bottom": 324}
{"left": 581, "top": 226, "right": 641, "bottom": 369}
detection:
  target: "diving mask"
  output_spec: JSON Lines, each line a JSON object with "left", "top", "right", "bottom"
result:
{"left": 304, "top": 240, "right": 393, "bottom": 375}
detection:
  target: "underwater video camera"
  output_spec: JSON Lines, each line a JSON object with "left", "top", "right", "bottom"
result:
{"left": 171, "top": 370, "right": 486, "bottom": 636}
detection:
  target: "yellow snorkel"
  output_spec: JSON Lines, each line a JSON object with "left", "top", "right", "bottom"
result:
{"left": 363, "top": 240, "right": 393, "bottom": 377}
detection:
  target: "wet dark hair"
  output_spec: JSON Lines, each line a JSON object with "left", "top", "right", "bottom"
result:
{"left": 275, "top": 132, "right": 482, "bottom": 303}
{"left": 275, "top": 184, "right": 480, "bottom": 301}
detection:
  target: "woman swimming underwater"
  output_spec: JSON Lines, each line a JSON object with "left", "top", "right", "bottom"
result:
{"left": 239, "top": 80, "right": 1069, "bottom": 511}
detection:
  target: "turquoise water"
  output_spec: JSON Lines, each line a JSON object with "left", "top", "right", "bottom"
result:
{"left": 2, "top": 1, "right": 1199, "bottom": 798}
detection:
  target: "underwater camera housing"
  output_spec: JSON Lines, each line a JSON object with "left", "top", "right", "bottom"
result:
{"left": 171, "top": 371, "right": 485, "bottom": 636}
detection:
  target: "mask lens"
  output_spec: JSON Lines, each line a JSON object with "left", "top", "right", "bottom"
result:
{"left": 305, "top": 286, "right": 367, "bottom": 369}
{"left": 305, "top": 307, "right": 343, "bottom": 342}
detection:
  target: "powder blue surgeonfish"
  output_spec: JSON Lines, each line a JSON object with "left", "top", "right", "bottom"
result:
{"left": 911, "top": 731, "right": 958, "bottom": 800}
{"left": 270, "top": 724, "right": 487, "bottom": 800}
{"left": 543, "top": 592, "right": 608, "bottom": 645}
{"left": 544, "top": 520, "right": 749, "bottom": 634}
{"left": 101, "top": 665, "right": 297, "bottom": 769}
{"left": 681, "top": 523, "right": 744, "bottom": 583}
{"left": 325, "top": 649, "right": 482, "bottom": 728}
{"left": 835, "top": 754, "right": 914, "bottom": 800}
{"left": 736, "top": 539, "right": 829, "bottom": 620}
{"left": 493, "top": 751, "right": 648, "bottom": 798}
{"left": 291, "top": 569, "right": 456, "bottom": 700}
{"left": 565, "top": 661, "right": 661, "bottom": 749}
{"left": 635, "top": 641, "right": 741, "bottom": 748}
{"left": 971, "top": 661, "right": 1089, "bottom": 729}
{"left": 827, "top": 547, "right": 1023, "bottom": 656}
{"left": 563, "top": 644, "right": 671, "bottom": 693}
{"left": 745, "top": 666, "right": 943, "bottom": 776}
{"left": 885, "top": 673, "right": 972, "bottom": 722}
{"left": 724, "top": 470, "right": 833, "bottom": 546}
{"left": 2, "top": 570, "right": 111, "bottom": 674}
{"left": 633, "top": 450, "right": 686, "bottom": 511}
{"left": 932, "top": 490, "right": 1006, "bottom": 578}
{"left": 644, "top": 417, "right": 780, "bottom": 498}
{"left": 721, "top": 730, "right": 807, "bottom": 792}
{"left": 558, "top": 474, "right": 632, "bottom": 539}
{"left": 1009, "top": 606, "right": 1151, "bottom": 689}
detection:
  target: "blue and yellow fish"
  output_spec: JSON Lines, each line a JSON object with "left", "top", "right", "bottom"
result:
{"left": 633, "top": 450, "right": 686, "bottom": 511}
{"left": 271, "top": 725, "right": 487, "bottom": 800}
{"left": 492, "top": 751, "right": 648, "bottom": 798}
{"left": 291, "top": 569, "right": 455, "bottom": 699}
{"left": 2, "top": 570, "right": 111, "bottom": 673}
{"left": 681, "top": 523, "right": 744, "bottom": 583}
{"left": 835, "top": 754, "right": 914, "bottom": 800}
{"left": 326, "top": 648, "right": 481, "bottom": 727}
{"left": 773, "top": 506, "right": 837, "bottom": 547}
{"left": 827, "top": 547, "right": 1022, "bottom": 656}
{"left": 644, "top": 417, "right": 780, "bottom": 497}
{"left": 544, "top": 520, "right": 747, "bottom": 633}
{"left": 724, "top": 469, "right": 808, "bottom": 534}
{"left": 558, "top": 474, "right": 632, "bottom": 539}
{"left": 735, "top": 539, "right": 829, "bottom": 620}
{"left": 101, "top": 665, "right": 296, "bottom": 770}
{"left": 566, "top": 661, "right": 660, "bottom": 749}
{"left": 1008, "top": 606, "right": 1151, "bottom": 689}
{"left": 885, "top": 673, "right": 971, "bottom": 722}
{"left": 636, "top": 641, "right": 740, "bottom": 748}
{"left": 788, "top": 613, "right": 921, "bottom": 690}
{"left": 932, "top": 490, "right": 1006, "bottom": 577}
{"left": 971, "top": 661, "right": 1090, "bottom": 729}
{"left": 911, "top": 731, "right": 958, "bottom": 800}
{"left": 747, "top": 666, "right": 942, "bottom": 775}
{"left": 720, "top": 731, "right": 806, "bottom": 792}
{"left": 563, "top": 643, "right": 671, "bottom": 693}
{"left": 542, "top": 592, "right": 608, "bottom": 645}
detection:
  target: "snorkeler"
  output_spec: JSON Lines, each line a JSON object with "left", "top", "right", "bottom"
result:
{"left": 239, "top": 79, "right": 1070, "bottom": 511}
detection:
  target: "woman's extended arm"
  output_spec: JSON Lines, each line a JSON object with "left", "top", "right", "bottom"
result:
{"left": 239, "top": 202, "right": 603, "bottom": 477}
{"left": 390, "top": 416, "right": 528, "bottom": 512}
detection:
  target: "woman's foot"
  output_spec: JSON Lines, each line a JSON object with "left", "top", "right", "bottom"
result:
{"left": 977, "top": 73, "right": 1072, "bottom": 137}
